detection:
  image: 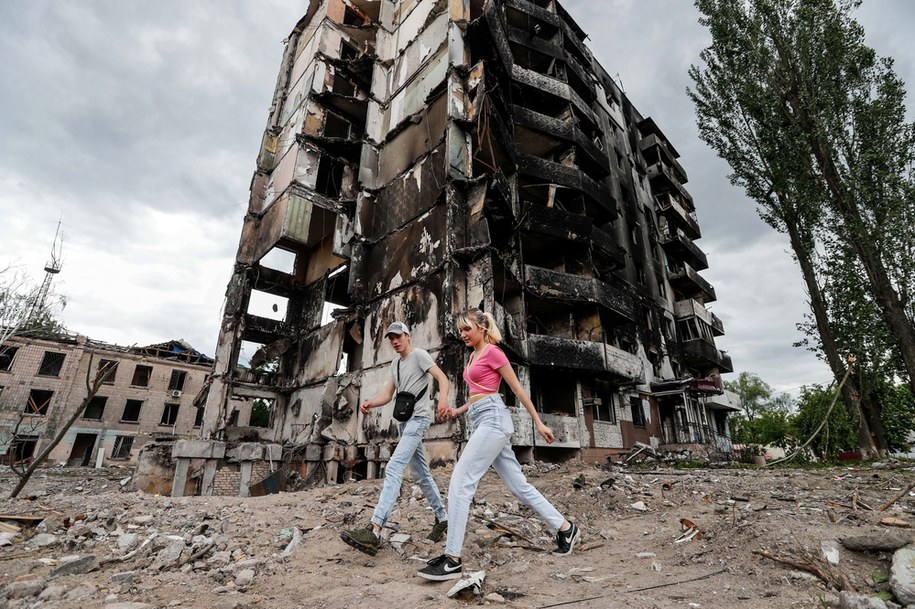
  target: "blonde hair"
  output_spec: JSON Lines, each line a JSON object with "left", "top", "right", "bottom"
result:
{"left": 456, "top": 308, "right": 502, "bottom": 344}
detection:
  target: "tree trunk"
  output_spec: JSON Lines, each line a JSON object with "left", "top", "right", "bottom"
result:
{"left": 9, "top": 358, "right": 116, "bottom": 498}
{"left": 781, "top": 199, "right": 879, "bottom": 456}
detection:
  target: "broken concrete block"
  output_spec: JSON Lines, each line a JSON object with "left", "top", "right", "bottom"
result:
{"left": 630, "top": 501, "right": 647, "bottom": 511}
{"left": 838, "top": 591, "right": 893, "bottom": 608}
{"left": 840, "top": 531, "right": 913, "bottom": 553}
{"left": 446, "top": 570, "right": 485, "bottom": 598}
{"left": 38, "top": 585, "right": 66, "bottom": 600}
{"left": 890, "top": 547, "right": 915, "bottom": 606}
{"left": 111, "top": 571, "right": 136, "bottom": 585}
{"left": 234, "top": 568, "right": 256, "bottom": 587}
{"left": 26, "top": 533, "right": 58, "bottom": 548}
{"left": 172, "top": 440, "right": 226, "bottom": 459}
{"left": 117, "top": 533, "right": 139, "bottom": 551}
{"left": 821, "top": 540, "right": 841, "bottom": 566}
{"left": 7, "top": 579, "right": 45, "bottom": 599}
{"left": 49, "top": 555, "right": 100, "bottom": 578}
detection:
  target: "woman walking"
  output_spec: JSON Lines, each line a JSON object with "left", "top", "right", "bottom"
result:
{"left": 418, "top": 308, "right": 580, "bottom": 581}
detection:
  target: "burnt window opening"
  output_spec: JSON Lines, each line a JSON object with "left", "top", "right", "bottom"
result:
{"left": 340, "top": 40, "right": 359, "bottom": 60}
{"left": 0, "top": 346, "right": 18, "bottom": 372}
{"left": 193, "top": 405, "right": 205, "bottom": 428}
{"left": 131, "top": 365, "right": 152, "bottom": 387}
{"left": 98, "top": 359, "right": 118, "bottom": 384}
{"left": 630, "top": 396, "right": 646, "bottom": 427}
{"left": 315, "top": 155, "right": 345, "bottom": 197}
{"left": 84, "top": 396, "right": 107, "bottom": 420}
{"left": 168, "top": 370, "right": 187, "bottom": 392}
{"left": 122, "top": 399, "right": 143, "bottom": 423}
{"left": 111, "top": 435, "right": 134, "bottom": 460}
{"left": 530, "top": 370, "right": 576, "bottom": 416}
{"left": 37, "top": 351, "right": 65, "bottom": 377}
{"left": 323, "top": 111, "right": 352, "bottom": 139}
{"left": 227, "top": 410, "right": 240, "bottom": 426}
{"left": 160, "top": 403, "right": 180, "bottom": 426}
{"left": 332, "top": 75, "right": 357, "bottom": 97}
{"left": 656, "top": 274, "right": 668, "bottom": 300}
{"left": 589, "top": 396, "right": 615, "bottom": 424}
{"left": 343, "top": 5, "right": 364, "bottom": 25}
{"left": 25, "top": 389, "right": 53, "bottom": 416}
{"left": 0, "top": 386, "right": 4, "bottom": 399}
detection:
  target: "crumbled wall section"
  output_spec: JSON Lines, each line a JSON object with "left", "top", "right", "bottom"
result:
{"left": 200, "top": 0, "right": 737, "bottom": 491}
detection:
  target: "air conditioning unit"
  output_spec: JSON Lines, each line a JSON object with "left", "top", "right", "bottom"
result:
{"left": 169, "top": 390, "right": 182, "bottom": 398}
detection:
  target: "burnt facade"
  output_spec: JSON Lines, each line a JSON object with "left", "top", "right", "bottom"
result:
{"left": 201, "top": 0, "right": 734, "bottom": 488}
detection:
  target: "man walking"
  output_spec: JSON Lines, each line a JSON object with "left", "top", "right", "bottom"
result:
{"left": 340, "top": 321, "right": 450, "bottom": 555}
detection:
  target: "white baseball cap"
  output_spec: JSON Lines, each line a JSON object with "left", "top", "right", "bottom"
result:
{"left": 385, "top": 321, "right": 410, "bottom": 337}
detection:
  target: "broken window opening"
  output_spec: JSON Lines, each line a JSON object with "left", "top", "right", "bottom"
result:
{"left": 7, "top": 435, "right": 38, "bottom": 464}
{"left": 249, "top": 398, "right": 275, "bottom": 428}
{"left": 0, "top": 346, "right": 19, "bottom": 372}
{"left": 167, "top": 370, "right": 187, "bottom": 392}
{"left": 160, "top": 403, "right": 180, "bottom": 426}
{"left": 323, "top": 111, "right": 352, "bottom": 139}
{"left": 37, "top": 351, "right": 65, "bottom": 377}
{"left": 68, "top": 433, "right": 97, "bottom": 467}
{"left": 248, "top": 289, "right": 290, "bottom": 323}
{"left": 342, "top": 5, "right": 364, "bottom": 25}
{"left": 331, "top": 75, "right": 357, "bottom": 97}
{"left": 131, "top": 365, "right": 152, "bottom": 387}
{"left": 111, "top": 435, "right": 134, "bottom": 460}
{"left": 530, "top": 370, "right": 576, "bottom": 416}
{"left": 24, "top": 389, "right": 53, "bottom": 416}
{"left": 193, "top": 405, "right": 205, "bottom": 428}
{"left": 122, "top": 399, "right": 143, "bottom": 423}
{"left": 630, "top": 396, "right": 646, "bottom": 427}
{"left": 97, "top": 359, "right": 118, "bottom": 384}
{"left": 315, "top": 155, "right": 346, "bottom": 197}
{"left": 340, "top": 40, "right": 359, "bottom": 60}
{"left": 84, "top": 396, "right": 107, "bottom": 420}
{"left": 227, "top": 410, "right": 240, "bottom": 426}
{"left": 259, "top": 247, "right": 297, "bottom": 274}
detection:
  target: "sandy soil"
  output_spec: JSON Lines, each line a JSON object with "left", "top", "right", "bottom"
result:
{"left": 1, "top": 460, "right": 913, "bottom": 609}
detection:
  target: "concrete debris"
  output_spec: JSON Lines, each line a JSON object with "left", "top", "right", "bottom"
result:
{"left": 49, "top": 555, "right": 100, "bottom": 578}
{"left": 840, "top": 531, "right": 913, "bottom": 552}
{"left": 838, "top": 591, "right": 896, "bottom": 608}
{"left": 446, "top": 570, "right": 486, "bottom": 599}
{"left": 890, "top": 547, "right": 915, "bottom": 606}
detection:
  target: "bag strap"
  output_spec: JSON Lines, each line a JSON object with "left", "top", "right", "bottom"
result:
{"left": 397, "top": 357, "right": 429, "bottom": 399}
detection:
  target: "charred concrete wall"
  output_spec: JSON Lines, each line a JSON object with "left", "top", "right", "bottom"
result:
{"left": 201, "top": 0, "right": 735, "bottom": 489}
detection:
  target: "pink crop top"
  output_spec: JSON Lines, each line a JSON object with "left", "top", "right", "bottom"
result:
{"left": 462, "top": 344, "right": 509, "bottom": 393}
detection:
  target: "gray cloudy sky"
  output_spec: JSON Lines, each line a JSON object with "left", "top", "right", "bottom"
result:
{"left": 1, "top": 1, "right": 912, "bottom": 395}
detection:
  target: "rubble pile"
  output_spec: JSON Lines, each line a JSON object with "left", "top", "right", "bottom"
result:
{"left": 0, "top": 462, "right": 913, "bottom": 608}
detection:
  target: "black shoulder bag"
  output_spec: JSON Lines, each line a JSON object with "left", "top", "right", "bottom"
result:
{"left": 393, "top": 358, "right": 427, "bottom": 422}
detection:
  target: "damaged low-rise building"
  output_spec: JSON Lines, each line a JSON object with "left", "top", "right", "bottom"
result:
{"left": 0, "top": 334, "right": 220, "bottom": 467}
{"left": 195, "top": 0, "right": 736, "bottom": 494}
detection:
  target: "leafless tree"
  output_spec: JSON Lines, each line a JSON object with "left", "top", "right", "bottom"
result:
{"left": 9, "top": 357, "right": 117, "bottom": 498}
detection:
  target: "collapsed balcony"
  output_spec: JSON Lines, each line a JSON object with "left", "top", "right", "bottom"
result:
{"left": 655, "top": 192, "right": 700, "bottom": 240}
{"left": 523, "top": 264, "right": 634, "bottom": 322}
{"left": 517, "top": 154, "right": 616, "bottom": 219}
{"left": 680, "top": 338, "right": 734, "bottom": 373}
{"left": 674, "top": 298, "right": 725, "bottom": 336}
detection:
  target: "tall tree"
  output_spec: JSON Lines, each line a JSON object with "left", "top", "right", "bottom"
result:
{"left": 688, "top": 0, "right": 915, "bottom": 455}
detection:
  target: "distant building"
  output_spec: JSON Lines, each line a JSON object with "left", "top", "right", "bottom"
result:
{"left": 0, "top": 334, "right": 226, "bottom": 466}
{"left": 193, "top": 0, "right": 736, "bottom": 490}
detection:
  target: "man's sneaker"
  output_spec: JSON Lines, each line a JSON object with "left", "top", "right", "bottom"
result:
{"left": 340, "top": 525, "right": 381, "bottom": 556}
{"left": 428, "top": 519, "right": 448, "bottom": 543}
{"left": 417, "top": 554, "right": 463, "bottom": 581}
{"left": 552, "top": 522, "right": 581, "bottom": 556}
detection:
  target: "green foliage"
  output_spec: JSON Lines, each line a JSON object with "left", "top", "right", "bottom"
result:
{"left": 876, "top": 383, "right": 915, "bottom": 452}
{"left": 730, "top": 408, "right": 792, "bottom": 446}
{"left": 792, "top": 384, "right": 857, "bottom": 460}
{"left": 249, "top": 399, "right": 272, "bottom": 428}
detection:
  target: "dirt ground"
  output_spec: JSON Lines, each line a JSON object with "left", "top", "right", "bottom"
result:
{"left": 1, "top": 459, "right": 914, "bottom": 609}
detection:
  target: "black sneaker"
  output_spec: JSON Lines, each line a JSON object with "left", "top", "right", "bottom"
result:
{"left": 417, "top": 554, "right": 463, "bottom": 581}
{"left": 428, "top": 518, "right": 448, "bottom": 543}
{"left": 340, "top": 525, "right": 381, "bottom": 556}
{"left": 552, "top": 522, "right": 581, "bottom": 556}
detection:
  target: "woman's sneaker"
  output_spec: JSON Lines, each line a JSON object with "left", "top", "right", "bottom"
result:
{"left": 417, "top": 554, "right": 463, "bottom": 581}
{"left": 552, "top": 522, "right": 581, "bottom": 556}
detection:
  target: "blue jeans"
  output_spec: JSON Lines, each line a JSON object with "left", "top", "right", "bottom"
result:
{"left": 445, "top": 394, "right": 565, "bottom": 557}
{"left": 371, "top": 416, "right": 447, "bottom": 528}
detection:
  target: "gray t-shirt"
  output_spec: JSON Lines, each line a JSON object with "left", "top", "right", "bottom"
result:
{"left": 390, "top": 348, "right": 436, "bottom": 421}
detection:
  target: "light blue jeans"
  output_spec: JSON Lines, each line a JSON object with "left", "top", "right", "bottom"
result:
{"left": 371, "top": 415, "right": 447, "bottom": 528}
{"left": 445, "top": 394, "right": 565, "bottom": 557}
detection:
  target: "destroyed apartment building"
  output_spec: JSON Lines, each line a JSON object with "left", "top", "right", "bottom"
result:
{"left": 185, "top": 0, "right": 737, "bottom": 495}
{"left": 0, "top": 334, "right": 220, "bottom": 468}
